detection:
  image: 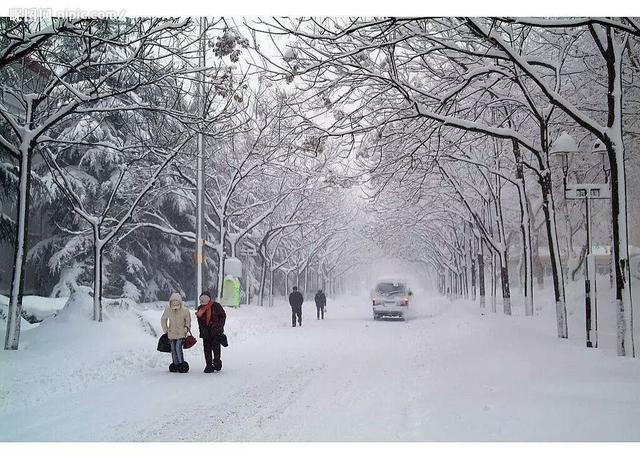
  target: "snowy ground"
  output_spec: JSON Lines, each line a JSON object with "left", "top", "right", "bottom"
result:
{"left": 2, "top": 285, "right": 640, "bottom": 442}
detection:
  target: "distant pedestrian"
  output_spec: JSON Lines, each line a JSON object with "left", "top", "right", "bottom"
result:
{"left": 161, "top": 292, "right": 191, "bottom": 373}
{"left": 289, "top": 286, "right": 304, "bottom": 327}
{"left": 196, "top": 290, "right": 227, "bottom": 373}
{"left": 315, "top": 289, "right": 327, "bottom": 320}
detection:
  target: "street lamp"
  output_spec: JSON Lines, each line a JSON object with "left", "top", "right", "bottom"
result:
{"left": 591, "top": 139, "right": 611, "bottom": 184}
{"left": 549, "top": 131, "right": 578, "bottom": 178}
{"left": 550, "top": 132, "right": 611, "bottom": 349}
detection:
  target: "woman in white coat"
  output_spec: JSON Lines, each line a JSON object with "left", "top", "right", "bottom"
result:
{"left": 161, "top": 293, "right": 191, "bottom": 373}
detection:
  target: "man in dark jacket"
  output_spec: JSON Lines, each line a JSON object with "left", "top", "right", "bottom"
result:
{"left": 289, "top": 286, "right": 304, "bottom": 327}
{"left": 314, "top": 289, "right": 327, "bottom": 320}
{"left": 196, "top": 289, "right": 227, "bottom": 373}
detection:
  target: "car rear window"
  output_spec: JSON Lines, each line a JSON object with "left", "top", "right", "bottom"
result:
{"left": 375, "top": 282, "right": 406, "bottom": 295}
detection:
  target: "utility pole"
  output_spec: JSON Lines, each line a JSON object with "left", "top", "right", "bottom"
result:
{"left": 195, "top": 17, "right": 207, "bottom": 302}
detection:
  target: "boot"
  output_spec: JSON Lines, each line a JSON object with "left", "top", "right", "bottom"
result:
{"left": 213, "top": 359, "right": 222, "bottom": 372}
{"left": 169, "top": 363, "right": 177, "bottom": 373}
{"left": 178, "top": 361, "right": 189, "bottom": 373}
{"left": 204, "top": 365, "right": 214, "bottom": 373}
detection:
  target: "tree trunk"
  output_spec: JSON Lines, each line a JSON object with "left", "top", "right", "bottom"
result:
{"left": 521, "top": 193, "right": 535, "bottom": 316}
{"left": 494, "top": 174, "right": 511, "bottom": 316}
{"left": 445, "top": 270, "right": 450, "bottom": 298}
{"left": 466, "top": 228, "right": 474, "bottom": 300}
{"left": 490, "top": 249, "right": 497, "bottom": 313}
{"left": 540, "top": 172, "right": 568, "bottom": 338}
{"left": 478, "top": 240, "right": 486, "bottom": 311}
{"left": 500, "top": 260, "right": 511, "bottom": 316}
{"left": 450, "top": 267, "right": 455, "bottom": 297}
{"left": 471, "top": 257, "right": 477, "bottom": 301}
{"left": 470, "top": 233, "right": 477, "bottom": 301}
{"left": 284, "top": 271, "right": 289, "bottom": 297}
{"left": 462, "top": 249, "right": 470, "bottom": 299}
{"left": 513, "top": 139, "right": 534, "bottom": 316}
{"left": 92, "top": 229, "right": 104, "bottom": 322}
{"left": 605, "top": 30, "right": 635, "bottom": 357}
{"left": 259, "top": 258, "right": 266, "bottom": 307}
{"left": 269, "top": 268, "right": 274, "bottom": 307}
{"left": 533, "top": 233, "right": 544, "bottom": 292}
{"left": 5, "top": 143, "right": 33, "bottom": 350}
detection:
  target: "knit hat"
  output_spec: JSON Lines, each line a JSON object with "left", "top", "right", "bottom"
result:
{"left": 200, "top": 288, "right": 218, "bottom": 299}
{"left": 169, "top": 292, "right": 183, "bottom": 302}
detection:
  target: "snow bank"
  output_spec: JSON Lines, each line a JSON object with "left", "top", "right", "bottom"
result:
{"left": 0, "top": 290, "right": 167, "bottom": 414}
{"left": 0, "top": 293, "right": 69, "bottom": 322}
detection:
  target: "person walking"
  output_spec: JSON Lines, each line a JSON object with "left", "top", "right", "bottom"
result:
{"left": 161, "top": 292, "right": 191, "bottom": 373}
{"left": 315, "top": 289, "right": 327, "bottom": 320}
{"left": 196, "top": 290, "right": 226, "bottom": 373}
{"left": 289, "top": 286, "right": 304, "bottom": 327}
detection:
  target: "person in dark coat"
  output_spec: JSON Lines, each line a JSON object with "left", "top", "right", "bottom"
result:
{"left": 314, "top": 289, "right": 327, "bottom": 320}
{"left": 289, "top": 286, "right": 304, "bottom": 327}
{"left": 196, "top": 289, "right": 226, "bottom": 373}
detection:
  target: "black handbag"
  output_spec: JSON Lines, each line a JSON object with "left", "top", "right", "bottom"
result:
{"left": 219, "top": 333, "right": 228, "bottom": 347}
{"left": 157, "top": 333, "right": 171, "bottom": 353}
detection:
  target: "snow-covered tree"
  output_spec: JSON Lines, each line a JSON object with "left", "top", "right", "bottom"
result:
{"left": 1, "top": 17, "right": 216, "bottom": 348}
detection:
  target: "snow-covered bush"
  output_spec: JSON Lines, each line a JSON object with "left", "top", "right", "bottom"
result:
{"left": 48, "top": 286, "right": 93, "bottom": 322}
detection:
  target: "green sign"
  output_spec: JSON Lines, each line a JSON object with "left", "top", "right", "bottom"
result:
{"left": 222, "top": 276, "right": 241, "bottom": 308}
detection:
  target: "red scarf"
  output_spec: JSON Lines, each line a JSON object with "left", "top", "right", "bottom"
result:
{"left": 196, "top": 300, "right": 213, "bottom": 326}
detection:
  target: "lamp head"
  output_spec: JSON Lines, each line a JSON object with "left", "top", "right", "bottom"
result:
{"left": 549, "top": 132, "right": 578, "bottom": 176}
{"left": 592, "top": 139, "right": 610, "bottom": 181}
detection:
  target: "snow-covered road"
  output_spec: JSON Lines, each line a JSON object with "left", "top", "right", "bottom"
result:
{"left": 2, "top": 292, "right": 640, "bottom": 441}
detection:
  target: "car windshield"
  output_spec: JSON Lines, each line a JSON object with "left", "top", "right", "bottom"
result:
{"left": 375, "top": 282, "right": 406, "bottom": 296}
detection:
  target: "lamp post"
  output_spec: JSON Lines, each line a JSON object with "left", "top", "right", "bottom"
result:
{"left": 550, "top": 132, "right": 611, "bottom": 348}
{"left": 195, "top": 17, "right": 207, "bottom": 302}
